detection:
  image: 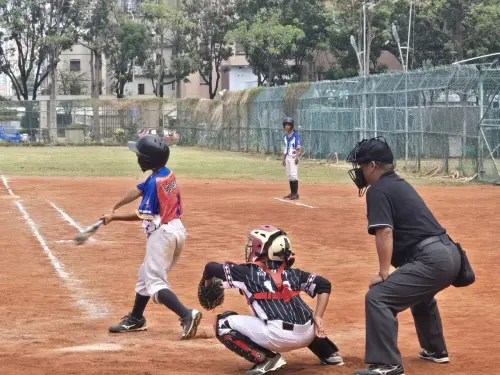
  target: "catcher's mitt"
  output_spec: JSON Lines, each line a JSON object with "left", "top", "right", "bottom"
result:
{"left": 198, "top": 277, "right": 225, "bottom": 311}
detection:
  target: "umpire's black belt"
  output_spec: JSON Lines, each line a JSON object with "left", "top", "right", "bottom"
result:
{"left": 415, "top": 234, "right": 452, "bottom": 251}
{"left": 401, "top": 234, "right": 453, "bottom": 265}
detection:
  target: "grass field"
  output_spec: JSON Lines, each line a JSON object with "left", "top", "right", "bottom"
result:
{"left": 0, "top": 145, "right": 482, "bottom": 186}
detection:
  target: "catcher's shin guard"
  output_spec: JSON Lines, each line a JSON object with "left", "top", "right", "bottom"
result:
{"left": 215, "top": 312, "right": 275, "bottom": 364}
{"left": 308, "top": 336, "right": 339, "bottom": 359}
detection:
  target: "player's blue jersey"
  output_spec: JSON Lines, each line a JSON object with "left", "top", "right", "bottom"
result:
{"left": 283, "top": 132, "right": 301, "bottom": 156}
{"left": 136, "top": 166, "right": 183, "bottom": 232}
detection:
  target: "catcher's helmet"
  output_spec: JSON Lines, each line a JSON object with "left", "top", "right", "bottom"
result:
{"left": 245, "top": 225, "right": 295, "bottom": 266}
{"left": 128, "top": 134, "right": 170, "bottom": 172}
{"left": 283, "top": 117, "right": 294, "bottom": 128}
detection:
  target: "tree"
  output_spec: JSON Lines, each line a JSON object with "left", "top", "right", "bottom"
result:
{"left": 227, "top": 8, "right": 305, "bottom": 86}
{"left": 105, "top": 16, "right": 151, "bottom": 98}
{"left": 182, "top": 0, "right": 238, "bottom": 99}
{"left": 80, "top": 0, "right": 116, "bottom": 140}
{"left": 0, "top": 0, "right": 84, "bottom": 101}
{"left": 141, "top": 0, "right": 198, "bottom": 98}
{"left": 327, "top": 0, "right": 395, "bottom": 76}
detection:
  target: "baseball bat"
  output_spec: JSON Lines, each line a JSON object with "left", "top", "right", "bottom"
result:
{"left": 73, "top": 219, "right": 104, "bottom": 245}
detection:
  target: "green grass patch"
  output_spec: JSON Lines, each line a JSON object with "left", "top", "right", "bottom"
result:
{"left": 0, "top": 145, "right": 483, "bottom": 186}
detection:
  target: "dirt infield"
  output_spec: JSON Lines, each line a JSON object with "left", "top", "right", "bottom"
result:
{"left": 0, "top": 176, "right": 497, "bottom": 375}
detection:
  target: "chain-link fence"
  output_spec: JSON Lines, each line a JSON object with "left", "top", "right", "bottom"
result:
{"left": 2, "top": 64, "right": 500, "bottom": 183}
{"left": 0, "top": 98, "right": 176, "bottom": 145}
{"left": 175, "top": 64, "right": 500, "bottom": 183}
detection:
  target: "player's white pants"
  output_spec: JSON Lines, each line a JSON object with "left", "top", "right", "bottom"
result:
{"left": 285, "top": 155, "right": 298, "bottom": 181}
{"left": 218, "top": 314, "right": 315, "bottom": 353}
{"left": 135, "top": 219, "right": 187, "bottom": 299}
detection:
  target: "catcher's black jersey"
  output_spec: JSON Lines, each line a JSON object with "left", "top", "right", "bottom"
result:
{"left": 222, "top": 261, "right": 322, "bottom": 325}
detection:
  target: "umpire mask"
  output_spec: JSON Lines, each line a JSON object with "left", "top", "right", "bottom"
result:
{"left": 346, "top": 137, "right": 393, "bottom": 197}
{"left": 348, "top": 167, "right": 368, "bottom": 197}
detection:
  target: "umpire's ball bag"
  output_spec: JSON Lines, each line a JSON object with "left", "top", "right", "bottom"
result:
{"left": 452, "top": 242, "right": 476, "bottom": 288}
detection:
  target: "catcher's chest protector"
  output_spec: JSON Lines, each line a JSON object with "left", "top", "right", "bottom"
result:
{"left": 247, "top": 261, "right": 301, "bottom": 303}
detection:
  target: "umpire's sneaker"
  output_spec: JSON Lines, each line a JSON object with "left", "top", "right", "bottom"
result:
{"left": 419, "top": 349, "right": 449, "bottom": 363}
{"left": 355, "top": 364, "right": 404, "bottom": 375}
{"left": 108, "top": 313, "right": 147, "bottom": 333}
{"left": 245, "top": 353, "right": 287, "bottom": 375}
{"left": 320, "top": 352, "right": 344, "bottom": 366}
{"left": 180, "top": 309, "right": 202, "bottom": 340}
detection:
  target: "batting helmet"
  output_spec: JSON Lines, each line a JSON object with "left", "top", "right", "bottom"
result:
{"left": 128, "top": 134, "right": 170, "bottom": 172}
{"left": 283, "top": 117, "right": 294, "bottom": 128}
{"left": 245, "top": 225, "right": 295, "bottom": 266}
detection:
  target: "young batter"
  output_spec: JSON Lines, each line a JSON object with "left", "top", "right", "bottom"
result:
{"left": 282, "top": 117, "right": 301, "bottom": 200}
{"left": 201, "top": 225, "right": 343, "bottom": 375}
{"left": 102, "top": 134, "right": 201, "bottom": 339}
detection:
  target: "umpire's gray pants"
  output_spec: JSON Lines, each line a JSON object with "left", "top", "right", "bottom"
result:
{"left": 364, "top": 235, "right": 461, "bottom": 365}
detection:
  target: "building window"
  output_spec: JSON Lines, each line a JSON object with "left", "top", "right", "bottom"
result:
{"left": 171, "top": 82, "right": 175, "bottom": 91}
{"left": 70, "top": 60, "right": 81, "bottom": 71}
{"left": 138, "top": 83, "right": 145, "bottom": 95}
{"left": 235, "top": 43, "right": 245, "bottom": 55}
{"left": 70, "top": 86, "right": 81, "bottom": 95}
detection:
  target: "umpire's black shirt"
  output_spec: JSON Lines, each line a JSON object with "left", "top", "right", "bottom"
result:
{"left": 366, "top": 171, "right": 446, "bottom": 267}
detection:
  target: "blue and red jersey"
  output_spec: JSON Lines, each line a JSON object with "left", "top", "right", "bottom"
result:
{"left": 136, "top": 166, "right": 183, "bottom": 225}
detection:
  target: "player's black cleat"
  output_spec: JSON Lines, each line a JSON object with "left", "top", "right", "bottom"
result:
{"left": 180, "top": 309, "right": 202, "bottom": 340}
{"left": 108, "top": 313, "right": 147, "bottom": 333}
{"left": 245, "top": 353, "right": 287, "bottom": 375}
{"left": 289, "top": 194, "right": 299, "bottom": 200}
{"left": 418, "top": 349, "right": 449, "bottom": 363}
{"left": 320, "top": 352, "right": 344, "bottom": 366}
{"left": 355, "top": 364, "right": 404, "bottom": 375}
{"left": 283, "top": 194, "right": 293, "bottom": 199}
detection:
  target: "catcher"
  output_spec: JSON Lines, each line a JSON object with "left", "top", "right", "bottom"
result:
{"left": 198, "top": 225, "right": 343, "bottom": 375}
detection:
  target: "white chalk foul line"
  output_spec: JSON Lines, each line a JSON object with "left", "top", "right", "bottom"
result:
{"left": 1, "top": 175, "right": 109, "bottom": 319}
{"left": 272, "top": 197, "right": 318, "bottom": 209}
{"left": 1, "top": 175, "right": 15, "bottom": 196}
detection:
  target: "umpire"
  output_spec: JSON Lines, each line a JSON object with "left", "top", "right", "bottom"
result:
{"left": 346, "top": 137, "right": 462, "bottom": 375}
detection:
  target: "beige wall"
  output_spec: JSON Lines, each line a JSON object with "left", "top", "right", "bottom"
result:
{"left": 59, "top": 44, "right": 108, "bottom": 95}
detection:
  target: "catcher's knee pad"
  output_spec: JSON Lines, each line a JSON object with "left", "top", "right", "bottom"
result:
{"left": 308, "top": 336, "right": 339, "bottom": 359}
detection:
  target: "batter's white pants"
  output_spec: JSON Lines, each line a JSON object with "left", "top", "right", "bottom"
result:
{"left": 285, "top": 155, "right": 298, "bottom": 181}
{"left": 135, "top": 219, "right": 187, "bottom": 300}
{"left": 218, "top": 314, "right": 316, "bottom": 353}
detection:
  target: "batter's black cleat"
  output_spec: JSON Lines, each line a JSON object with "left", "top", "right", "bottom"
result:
{"left": 108, "top": 313, "right": 147, "bottom": 333}
{"left": 245, "top": 353, "right": 287, "bottom": 375}
{"left": 283, "top": 193, "right": 293, "bottom": 199}
{"left": 180, "top": 309, "right": 202, "bottom": 340}
{"left": 355, "top": 364, "right": 404, "bottom": 375}
{"left": 418, "top": 349, "right": 449, "bottom": 363}
{"left": 289, "top": 194, "right": 299, "bottom": 200}
{"left": 320, "top": 352, "right": 344, "bottom": 366}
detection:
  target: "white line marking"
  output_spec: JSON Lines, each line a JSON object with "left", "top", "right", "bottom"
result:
{"left": 53, "top": 343, "right": 123, "bottom": 353}
{"left": 1, "top": 175, "right": 15, "bottom": 196}
{"left": 48, "top": 201, "right": 97, "bottom": 242}
{"left": 273, "top": 197, "right": 318, "bottom": 209}
{"left": 1, "top": 175, "right": 109, "bottom": 319}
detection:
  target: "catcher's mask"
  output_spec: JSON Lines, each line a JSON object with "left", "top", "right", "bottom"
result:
{"left": 128, "top": 134, "right": 170, "bottom": 172}
{"left": 245, "top": 225, "right": 295, "bottom": 266}
{"left": 346, "top": 136, "right": 394, "bottom": 197}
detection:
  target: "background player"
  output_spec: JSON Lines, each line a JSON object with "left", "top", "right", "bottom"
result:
{"left": 282, "top": 117, "right": 301, "bottom": 200}
{"left": 101, "top": 134, "right": 201, "bottom": 340}
{"left": 200, "top": 225, "right": 343, "bottom": 375}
